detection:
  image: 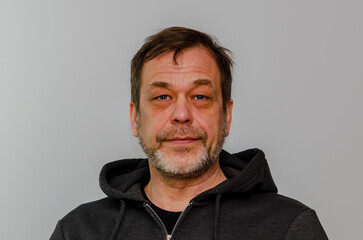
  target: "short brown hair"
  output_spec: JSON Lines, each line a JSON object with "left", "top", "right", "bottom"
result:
{"left": 130, "top": 26, "right": 234, "bottom": 112}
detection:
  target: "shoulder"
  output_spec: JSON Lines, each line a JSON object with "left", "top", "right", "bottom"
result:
{"left": 61, "top": 197, "right": 120, "bottom": 222}
{"left": 55, "top": 198, "right": 121, "bottom": 239}
{"left": 223, "top": 192, "right": 310, "bottom": 214}
{"left": 220, "top": 193, "right": 328, "bottom": 239}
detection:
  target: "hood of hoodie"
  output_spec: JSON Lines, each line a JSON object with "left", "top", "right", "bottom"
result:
{"left": 99, "top": 148, "right": 277, "bottom": 203}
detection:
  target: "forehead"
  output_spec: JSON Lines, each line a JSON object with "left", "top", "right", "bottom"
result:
{"left": 141, "top": 47, "right": 220, "bottom": 86}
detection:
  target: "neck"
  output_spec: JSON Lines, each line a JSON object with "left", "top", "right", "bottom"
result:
{"left": 144, "top": 158, "right": 227, "bottom": 212}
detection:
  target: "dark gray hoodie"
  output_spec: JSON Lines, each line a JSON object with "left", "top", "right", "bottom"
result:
{"left": 50, "top": 149, "right": 328, "bottom": 240}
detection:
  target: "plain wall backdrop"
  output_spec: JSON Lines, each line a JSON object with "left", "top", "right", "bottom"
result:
{"left": 1, "top": 0, "right": 362, "bottom": 239}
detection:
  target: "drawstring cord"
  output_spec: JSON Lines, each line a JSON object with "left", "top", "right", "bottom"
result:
{"left": 109, "top": 200, "right": 125, "bottom": 240}
{"left": 214, "top": 194, "right": 222, "bottom": 240}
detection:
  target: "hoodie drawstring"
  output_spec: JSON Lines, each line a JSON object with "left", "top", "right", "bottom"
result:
{"left": 109, "top": 200, "right": 125, "bottom": 240}
{"left": 214, "top": 194, "right": 222, "bottom": 240}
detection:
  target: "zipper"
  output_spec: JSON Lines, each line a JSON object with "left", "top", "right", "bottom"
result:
{"left": 169, "top": 202, "right": 193, "bottom": 239}
{"left": 145, "top": 202, "right": 169, "bottom": 240}
{"left": 145, "top": 202, "right": 193, "bottom": 240}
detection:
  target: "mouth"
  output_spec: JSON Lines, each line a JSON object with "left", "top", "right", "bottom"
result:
{"left": 163, "top": 137, "right": 200, "bottom": 145}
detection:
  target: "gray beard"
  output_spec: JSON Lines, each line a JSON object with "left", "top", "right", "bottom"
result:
{"left": 137, "top": 115, "right": 226, "bottom": 179}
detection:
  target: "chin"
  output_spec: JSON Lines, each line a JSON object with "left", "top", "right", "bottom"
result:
{"left": 151, "top": 147, "right": 215, "bottom": 179}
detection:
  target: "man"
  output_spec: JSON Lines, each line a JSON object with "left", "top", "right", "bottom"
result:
{"left": 50, "top": 27, "right": 328, "bottom": 240}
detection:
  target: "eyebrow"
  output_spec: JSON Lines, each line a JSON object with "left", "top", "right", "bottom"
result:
{"left": 192, "top": 79, "right": 213, "bottom": 87}
{"left": 149, "top": 79, "right": 213, "bottom": 89}
{"left": 149, "top": 81, "right": 171, "bottom": 88}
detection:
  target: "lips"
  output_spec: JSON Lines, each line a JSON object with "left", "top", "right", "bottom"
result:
{"left": 164, "top": 136, "right": 199, "bottom": 144}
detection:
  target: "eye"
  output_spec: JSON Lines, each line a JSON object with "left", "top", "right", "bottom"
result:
{"left": 156, "top": 95, "right": 170, "bottom": 100}
{"left": 194, "top": 95, "right": 207, "bottom": 101}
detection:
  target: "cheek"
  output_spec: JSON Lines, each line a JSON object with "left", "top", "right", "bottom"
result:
{"left": 140, "top": 108, "right": 170, "bottom": 137}
{"left": 195, "top": 112, "right": 221, "bottom": 139}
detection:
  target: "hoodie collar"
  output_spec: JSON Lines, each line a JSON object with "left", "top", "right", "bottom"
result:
{"left": 99, "top": 148, "right": 277, "bottom": 202}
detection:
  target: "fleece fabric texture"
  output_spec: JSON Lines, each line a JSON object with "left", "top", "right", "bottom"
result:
{"left": 50, "top": 148, "right": 328, "bottom": 240}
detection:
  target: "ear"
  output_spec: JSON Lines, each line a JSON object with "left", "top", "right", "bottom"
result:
{"left": 224, "top": 99, "right": 233, "bottom": 136}
{"left": 130, "top": 101, "right": 139, "bottom": 137}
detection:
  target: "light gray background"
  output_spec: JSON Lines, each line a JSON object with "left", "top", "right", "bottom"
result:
{"left": 1, "top": 0, "right": 362, "bottom": 239}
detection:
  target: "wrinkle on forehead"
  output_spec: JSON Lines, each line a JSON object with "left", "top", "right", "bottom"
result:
{"left": 140, "top": 46, "right": 221, "bottom": 96}
{"left": 148, "top": 78, "right": 214, "bottom": 90}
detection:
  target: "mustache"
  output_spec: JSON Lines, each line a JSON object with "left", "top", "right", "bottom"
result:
{"left": 156, "top": 126, "right": 208, "bottom": 144}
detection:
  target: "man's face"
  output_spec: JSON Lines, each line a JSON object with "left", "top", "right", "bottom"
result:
{"left": 130, "top": 46, "right": 233, "bottom": 178}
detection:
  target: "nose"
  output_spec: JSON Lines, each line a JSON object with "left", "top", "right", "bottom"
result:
{"left": 171, "top": 96, "right": 193, "bottom": 125}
